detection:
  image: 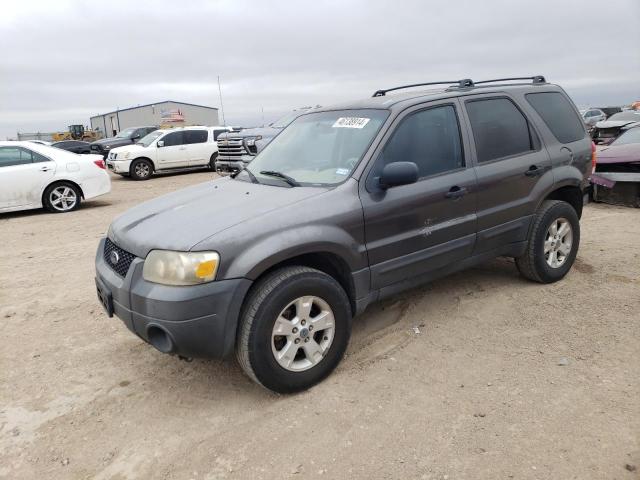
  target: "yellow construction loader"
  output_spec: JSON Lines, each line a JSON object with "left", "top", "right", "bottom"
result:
{"left": 52, "top": 125, "right": 102, "bottom": 142}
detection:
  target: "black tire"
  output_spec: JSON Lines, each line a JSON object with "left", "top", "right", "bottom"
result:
{"left": 236, "top": 266, "right": 352, "bottom": 393}
{"left": 209, "top": 152, "right": 218, "bottom": 170}
{"left": 516, "top": 200, "right": 580, "bottom": 283}
{"left": 130, "top": 159, "right": 153, "bottom": 180}
{"left": 43, "top": 181, "right": 82, "bottom": 213}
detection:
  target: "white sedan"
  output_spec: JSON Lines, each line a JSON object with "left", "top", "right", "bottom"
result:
{"left": 0, "top": 141, "right": 111, "bottom": 214}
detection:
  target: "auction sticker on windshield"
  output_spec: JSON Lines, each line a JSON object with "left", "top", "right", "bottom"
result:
{"left": 333, "top": 117, "right": 370, "bottom": 129}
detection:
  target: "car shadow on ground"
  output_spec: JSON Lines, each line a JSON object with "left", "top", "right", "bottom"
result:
{"left": 108, "top": 169, "right": 216, "bottom": 182}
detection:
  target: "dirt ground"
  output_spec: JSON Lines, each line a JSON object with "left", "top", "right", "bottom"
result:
{"left": 1, "top": 171, "right": 639, "bottom": 480}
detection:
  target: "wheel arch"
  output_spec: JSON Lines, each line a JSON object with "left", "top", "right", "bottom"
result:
{"left": 130, "top": 156, "right": 155, "bottom": 171}
{"left": 540, "top": 182, "right": 584, "bottom": 218}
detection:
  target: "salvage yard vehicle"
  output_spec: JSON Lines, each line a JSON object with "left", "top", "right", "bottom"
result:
{"left": 95, "top": 76, "right": 593, "bottom": 393}
{"left": 215, "top": 107, "right": 320, "bottom": 175}
{"left": 52, "top": 140, "right": 92, "bottom": 154}
{"left": 106, "top": 126, "right": 234, "bottom": 180}
{"left": 0, "top": 141, "right": 110, "bottom": 214}
{"left": 591, "top": 110, "right": 640, "bottom": 145}
{"left": 90, "top": 126, "right": 158, "bottom": 158}
{"left": 580, "top": 108, "right": 606, "bottom": 128}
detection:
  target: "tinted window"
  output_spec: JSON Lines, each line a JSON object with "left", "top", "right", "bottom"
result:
{"left": 0, "top": 147, "right": 35, "bottom": 167}
{"left": 213, "top": 129, "right": 228, "bottom": 141}
{"left": 184, "top": 130, "right": 208, "bottom": 144}
{"left": 161, "top": 131, "right": 184, "bottom": 146}
{"left": 466, "top": 98, "right": 535, "bottom": 163}
{"left": 526, "top": 92, "right": 585, "bottom": 143}
{"left": 31, "top": 150, "right": 50, "bottom": 163}
{"left": 377, "top": 105, "right": 464, "bottom": 178}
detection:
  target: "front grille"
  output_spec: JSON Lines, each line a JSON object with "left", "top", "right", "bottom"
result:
{"left": 218, "top": 138, "right": 248, "bottom": 157}
{"left": 103, "top": 238, "right": 136, "bottom": 277}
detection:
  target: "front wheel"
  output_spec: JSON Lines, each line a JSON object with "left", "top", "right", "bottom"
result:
{"left": 130, "top": 159, "right": 153, "bottom": 180}
{"left": 236, "top": 266, "right": 352, "bottom": 393}
{"left": 516, "top": 200, "right": 580, "bottom": 283}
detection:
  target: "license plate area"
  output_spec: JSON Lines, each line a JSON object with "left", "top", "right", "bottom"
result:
{"left": 95, "top": 278, "right": 114, "bottom": 317}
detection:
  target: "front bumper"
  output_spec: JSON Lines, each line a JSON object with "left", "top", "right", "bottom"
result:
{"left": 106, "top": 159, "right": 132, "bottom": 174}
{"left": 215, "top": 159, "right": 251, "bottom": 175}
{"left": 94, "top": 238, "right": 252, "bottom": 358}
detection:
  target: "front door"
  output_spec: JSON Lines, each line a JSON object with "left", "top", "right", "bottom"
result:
{"left": 360, "top": 101, "right": 478, "bottom": 290}
{"left": 460, "top": 95, "right": 553, "bottom": 253}
{"left": 0, "top": 146, "right": 55, "bottom": 209}
{"left": 156, "top": 131, "right": 188, "bottom": 169}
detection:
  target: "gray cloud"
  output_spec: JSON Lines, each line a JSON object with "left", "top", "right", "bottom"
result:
{"left": 1, "top": 0, "right": 639, "bottom": 138}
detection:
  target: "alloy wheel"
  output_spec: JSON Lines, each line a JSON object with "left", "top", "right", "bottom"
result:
{"left": 544, "top": 217, "right": 573, "bottom": 268}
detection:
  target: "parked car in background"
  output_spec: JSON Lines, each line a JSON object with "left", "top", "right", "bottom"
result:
{"left": 90, "top": 126, "right": 158, "bottom": 158}
{"left": 0, "top": 141, "right": 110, "bottom": 214}
{"left": 215, "top": 107, "right": 320, "bottom": 175}
{"left": 52, "top": 140, "right": 92, "bottom": 154}
{"left": 106, "top": 126, "right": 234, "bottom": 180}
{"left": 27, "top": 140, "right": 52, "bottom": 146}
{"left": 597, "top": 106, "right": 623, "bottom": 118}
{"left": 580, "top": 108, "right": 606, "bottom": 128}
{"left": 95, "top": 76, "right": 592, "bottom": 393}
{"left": 591, "top": 110, "right": 640, "bottom": 144}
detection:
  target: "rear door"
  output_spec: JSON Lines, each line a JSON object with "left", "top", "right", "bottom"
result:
{"left": 460, "top": 95, "right": 552, "bottom": 254}
{"left": 360, "top": 100, "right": 478, "bottom": 290}
{"left": 156, "top": 131, "right": 187, "bottom": 169}
{"left": 184, "top": 129, "right": 211, "bottom": 166}
{"left": 0, "top": 147, "right": 55, "bottom": 209}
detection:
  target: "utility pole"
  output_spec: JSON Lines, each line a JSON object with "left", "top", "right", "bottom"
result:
{"left": 217, "top": 76, "right": 226, "bottom": 126}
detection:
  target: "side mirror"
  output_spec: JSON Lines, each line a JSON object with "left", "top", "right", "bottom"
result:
{"left": 379, "top": 162, "right": 419, "bottom": 189}
{"left": 157, "top": 140, "right": 164, "bottom": 147}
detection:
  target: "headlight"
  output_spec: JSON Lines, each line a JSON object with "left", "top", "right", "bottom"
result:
{"left": 143, "top": 250, "right": 220, "bottom": 286}
{"left": 245, "top": 136, "right": 262, "bottom": 147}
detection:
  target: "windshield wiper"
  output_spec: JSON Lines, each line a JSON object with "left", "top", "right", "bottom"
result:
{"left": 242, "top": 168, "right": 260, "bottom": 184}
{"left": 259, "top": 170, "right": 300, "bottom": 187}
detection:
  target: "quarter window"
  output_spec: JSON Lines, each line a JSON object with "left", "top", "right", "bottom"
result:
{"left": 184, "top": 130, "right": 208, "bottom": 144}
{"left": 161, "top": 131, "right": 184, "bottom": 147}
{"left": 376, "top": 105, "right": 464, "bottom": 179}
{"left": 526, "top": 92, "right": 586, "bottom": 144}
{"left": 466, "top": 97, "right": 536, "bottom": 163}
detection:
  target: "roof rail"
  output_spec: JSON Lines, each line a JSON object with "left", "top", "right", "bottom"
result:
{"left": 372, "top": 79, "right": 474, "bottom": 97}
{"left": 473, "top": 75, "right": 546, "bottom": 85}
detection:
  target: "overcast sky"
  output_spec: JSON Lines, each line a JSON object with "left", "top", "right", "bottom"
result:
{"left": 1, "top": 0, "right": 639, "bottom": 139}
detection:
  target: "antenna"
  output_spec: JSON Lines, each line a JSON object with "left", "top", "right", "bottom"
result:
{"left": 217, "top": 76, "right": 226, "bottom": 126}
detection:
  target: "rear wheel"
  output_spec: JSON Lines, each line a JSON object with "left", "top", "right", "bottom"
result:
{"left": 209, "top": 152, "right": 218, "bottom": 170}
{"left": 516, "top": 200, "right": 580, "bottom": 283}
{"left": 236, "top": 266, "right": 352, "bottom": 393}
{"left": 130, "top": 159, "right": 153, "bottom": 180}
{"left": 43, "top": 182, "right": 81, "bottom": 213}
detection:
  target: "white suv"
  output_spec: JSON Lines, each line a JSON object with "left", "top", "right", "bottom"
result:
{"left": 106, "top": 126, "right": 234, "bottom": 180}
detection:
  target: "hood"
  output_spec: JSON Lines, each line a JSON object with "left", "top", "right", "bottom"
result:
{"left": 108, "top": 176, "right": 328, "bottom": 258}
{"left": 596, "top": 143, "right": 640, "bottom": 164}
{"left": 92, "top": 137, "right": 134, "bottom": 148}
{"left": 218, "top": 126, "right": 281, "bottom": 140}
{"left": 111, "top": 143, "right": 147, "bottom": 154}
{"left": 594, "top": 120, "right": 639, "bottom": 130}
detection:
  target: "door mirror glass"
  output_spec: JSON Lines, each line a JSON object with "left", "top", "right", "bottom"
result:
{"left": 379, "top": 162, "right": 419, "bottom": 189}
{"left": 157, "top": 140, "right": 164, "bottom": 147}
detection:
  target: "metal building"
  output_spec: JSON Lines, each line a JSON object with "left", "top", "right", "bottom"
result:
{"left": 90, "top": 100, "right": 220, "bottom": 138}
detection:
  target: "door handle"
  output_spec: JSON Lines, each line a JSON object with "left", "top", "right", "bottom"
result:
{"left": 445, "top": 186, "right": 467, "bottom": 199}
{"left": 39, "top": 166, "right": 51, "bottom": 172}
{"left": 524, "top": 165, "right": 543, "bottom": 177}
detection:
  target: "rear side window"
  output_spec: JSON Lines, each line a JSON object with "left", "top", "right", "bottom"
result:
{"left": 184, "top": 130, "right": 208, "bottom": 144}
{"left": 377, "top": 105, "right": 464, "bottom": 179}
{"left": 526, "top": 92, "right": 585, "bottom": 143}
{"left": 162, "top": 131, "right": 184, "bottom": 146}
{"left": 466, "top": 98, "right": 535, "bottom": 163}
{"left": 213, "top": 129, "right": 228, "bottom": 141}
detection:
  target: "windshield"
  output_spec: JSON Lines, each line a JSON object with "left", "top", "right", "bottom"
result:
{"left": 611, "top": 127, "right": 640, "bottom": 146}
{"left": 608, "top": 111, "right": 640, "bottom": 122}
{"left": 138, "top": 130, "right": 163, "bottom": 147}
{"left": 271, "top": 111, "right": 304, "bottom": 129}
{"left": 242, "top": 109, "right": 389, "bottom": 187}
{"left": 115, "top": 127, "right": 137, "bottom": 139}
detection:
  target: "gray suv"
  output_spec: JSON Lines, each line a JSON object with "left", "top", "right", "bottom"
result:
{"left": 95, "top": 76, "right": 593, "bottom": 393}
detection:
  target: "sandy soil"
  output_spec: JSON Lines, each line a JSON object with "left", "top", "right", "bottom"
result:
{"left": 1, "top": 171, "right": 639, "bottom": 480}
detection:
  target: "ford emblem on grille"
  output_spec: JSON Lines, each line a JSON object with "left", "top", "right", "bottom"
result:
{"left": 109, "top": 250, "right": 120, "bottom": 265}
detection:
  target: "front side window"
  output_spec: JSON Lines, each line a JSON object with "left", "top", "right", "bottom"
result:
{"left": 466, "top": 97, "right": 536, "bottom": 163}
{"left": 184, "top": 130, "right": 208, "bottom": 144}
{"left": 243, "top": 109, "right": 389, "bottom": 186}
{"left": 0, "top": 147, "right": 46, "bottom": 167}
{"left": 161, "top": 131, "right": 184, "bottom": 147}
{"left": 373, "top": 105, "right": 464, "bottom": 180}
{"left": 526, "top": 92, "right": 586, "bottom": 144}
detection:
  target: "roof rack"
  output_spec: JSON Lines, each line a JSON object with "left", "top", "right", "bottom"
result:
{"left": 372, "top": 79, "right": 473, "bottom": 97}
{"left": 372, "top": 75, "right": 546, "bottom": 97}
